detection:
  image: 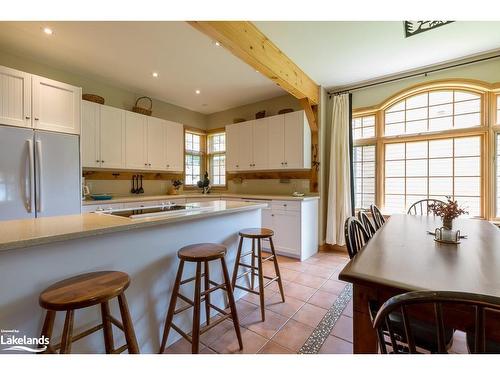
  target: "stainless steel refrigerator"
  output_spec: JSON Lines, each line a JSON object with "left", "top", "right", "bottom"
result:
{"left": 0, "top": 125, "right": 81, "bottom": 220}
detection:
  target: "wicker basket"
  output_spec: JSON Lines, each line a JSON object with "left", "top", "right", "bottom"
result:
{"left": 132, "top": 96, "right": 153, "bottom": 116}
{"left": 82, "top": 94, "right": 105, "bottom": 104}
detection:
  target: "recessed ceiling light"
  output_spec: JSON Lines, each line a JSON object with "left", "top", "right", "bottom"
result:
{"left": 255, "top": 70, "right": 259, "bottom": 73}
{"left": 43, "top": 27, "right": 53, "bottom": 35}
{"left": 152, "top": 72, "right": 159, "bottom": 78}
{"left": 213, "top": 41, "right": 221, "bottom": 47}
{"left": 195, "top": 89, "right": 201, "bottom": 95}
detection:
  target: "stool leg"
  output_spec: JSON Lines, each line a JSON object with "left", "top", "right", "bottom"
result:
{"left": 159, "top": 260, "right": 185, "bottom": 353}
{"left": 231, "top": 236, "right": 244, "bottom": 289}
{"left": 100, "top": 301, "right": 115, "bottom": 354}
{"left": 191, "top": 262, "right": 202, "bottom": 354}
{"left": 270, "top": 236, "right": 285, "bottom": 303}
{"left": 256, "top": 238, "right": 266, "bottom": 321}
{"left": 204, "top": 260, "right": 211, "bottom": 325}
{"left": 250, "top": 238, "right": 256, "bottom": 290}
{"left": 39, "top": 310, "right": 56, "bottom": 354}
{"left": 118, "top": 293, "right": 140, "bottom": 354}
{"left": 59, "top": 310, "right": 74, "bottom": 354}
{"left": 221, "top": 257, "right": 243, "bottom": 350}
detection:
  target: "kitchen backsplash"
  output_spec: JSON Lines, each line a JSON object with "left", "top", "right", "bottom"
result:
{"left": 85, "top": 178, "right": 311, "bottom": 196}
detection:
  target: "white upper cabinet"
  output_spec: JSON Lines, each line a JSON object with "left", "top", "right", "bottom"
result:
{"left": 32, "top": 75, "right": 81, "bottom": 135}
{"left": 81, "top": 101, "right": 100, "bottom": 168}
{"left": 165, "top": 121, "right": 184, "bottom": 172}
{"left": 0, "top": 66, "right": 31, "bottom": 128}
{"left": 125, "top": 112, "right": 147, "bottom": 170}
{"left": 146, "top": 117, "right": 167, "bottom": 170}
{"left": 268, "top": 114, "right": 286, "bottom": 169}
{"left": 227, "top": 110, "right": 311, "bottom": 172}
{"left": 100, "top": 105, "right": 125, "bottom": 169}
{"left": 0, "top": 65, "right": 80, "bottom": 134}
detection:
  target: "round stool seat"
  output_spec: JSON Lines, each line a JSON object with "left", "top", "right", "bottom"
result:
{"left": 39, "top": 271, "right": 130, "bottom": 311}
{"left": 178, "top": 243, "right": 227, "bottom": 262}
{"left": 239, "top": 227, "right": 274, "bottom": 239}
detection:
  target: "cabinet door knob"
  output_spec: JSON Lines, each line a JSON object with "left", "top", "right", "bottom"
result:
{"left": 144, "top": 163, "right": 148, "bottom": 166}
{"left": 149, "top": 163, "right": 151, "bottom": 166}
{"left": 34, "top": 117, "right": 39, "bottom": 121}
{"left": 101, "top": 160, "right": 105, "bottom": 163}
{"left": 96, "top": 159, "right": 100, "bottom": 163}
{"left": 25, "top": 116, "right": 30, "bottom": 120}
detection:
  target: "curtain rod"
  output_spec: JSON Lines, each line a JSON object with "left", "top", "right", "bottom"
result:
{"left": 328, "top": 53, "right": 500, "bottom": 96}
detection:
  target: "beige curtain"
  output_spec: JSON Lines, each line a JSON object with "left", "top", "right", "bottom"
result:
{"left": 326, "top": 93, "right": 352, "bottom": 245}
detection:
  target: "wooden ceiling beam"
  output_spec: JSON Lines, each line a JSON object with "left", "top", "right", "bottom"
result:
{"left": 188, "top": 21, "right": 320, "bottom": 105}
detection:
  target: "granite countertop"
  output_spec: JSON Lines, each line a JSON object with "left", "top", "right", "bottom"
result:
{"left": 82, "top": 193, "right": 320, "bottom": 205}
{"left": 0, "top": 201, "right": 267, "bottom": 252}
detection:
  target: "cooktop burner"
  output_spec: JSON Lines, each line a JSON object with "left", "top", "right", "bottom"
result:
{"left": 104, "top": 204, "right": 187, "bottom": 218}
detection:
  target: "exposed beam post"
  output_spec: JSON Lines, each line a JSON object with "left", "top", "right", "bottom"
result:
{"left": 188, "top": 21, "right": 320, "bottom": 106}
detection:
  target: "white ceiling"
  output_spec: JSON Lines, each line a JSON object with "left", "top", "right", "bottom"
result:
{"left": 255, "top": 21, "right": 500, "bottom": 89}
{"left": 0, "top": 21, "right": 285, "bottom": 114}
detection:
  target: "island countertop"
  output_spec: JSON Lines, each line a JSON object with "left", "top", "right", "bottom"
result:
{"left": 0, "top": 200, "right": 267, "bottom": 252}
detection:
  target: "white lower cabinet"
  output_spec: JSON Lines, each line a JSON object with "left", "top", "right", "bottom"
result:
{"left": 262, "top": 199, "right": 318, "bottom": 261}
{"left": 185, "top": 197, "right": 221, "bottom": 203}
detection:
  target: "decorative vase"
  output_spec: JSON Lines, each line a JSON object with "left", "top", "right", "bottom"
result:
{"left": 442, "top": 218, "right": 453, "bottom": 230}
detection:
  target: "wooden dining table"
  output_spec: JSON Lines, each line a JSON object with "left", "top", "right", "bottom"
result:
{"left": 339, "top": 214, "right": 500, "bottom": 353}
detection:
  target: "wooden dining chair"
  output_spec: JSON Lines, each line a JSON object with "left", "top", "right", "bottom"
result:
{"left": 357, "top": 211, "right": 376, "bottom": 238}
{"left": 370, "top": 204, "right": 386, "bottom": 230}
{"left": 344, "top": 217, "right": 370, "bottom": 259}
{"left": 407, "top": 199, "right": 445, "bottom": 216}
{"left": 373, "top": 290, "right": 500, "bottom": 354}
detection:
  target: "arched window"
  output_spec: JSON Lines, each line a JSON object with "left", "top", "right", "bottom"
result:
{"left": 352, "top": 82, "right": 493, "bottom": 218}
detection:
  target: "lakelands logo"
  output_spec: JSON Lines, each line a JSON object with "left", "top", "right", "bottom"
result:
{"left": 1, "top": 329, "right": 49, "bottom": 353}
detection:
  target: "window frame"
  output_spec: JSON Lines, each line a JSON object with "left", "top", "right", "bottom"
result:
{"left": 207, "top": 130, "right": 227, "bottom": 188}
{"left": 352, "top": 81, "right": 497, "bottom": 219}
{"left": 183, "top": 128, "right": 206, "bottom": 189}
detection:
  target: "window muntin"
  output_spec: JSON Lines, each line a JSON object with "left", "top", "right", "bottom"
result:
{"left": 185, "top": 132, "right": 203, "bottom": 186}
{"left": 208, "top": 133, "right": 226, "bottom": 186}
{"left": 384, "top": 90, "right": 482, "bottom": 136}
{"left": 352, "top": 115, "right": 375, "bottom": 140}
{"left": 353, "top": 145, "right": 376, "bottom": 210}
{"left": 384, "top": 135, "right": 481, "bottom": 216}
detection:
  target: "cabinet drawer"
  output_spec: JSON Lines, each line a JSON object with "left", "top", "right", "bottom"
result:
{"left": 271, "top": 200, "right": 301, "bottom": 212}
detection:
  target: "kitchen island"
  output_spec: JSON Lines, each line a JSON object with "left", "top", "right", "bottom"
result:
{"left": 0, "top": 200, "right": 265, "bottom": 353}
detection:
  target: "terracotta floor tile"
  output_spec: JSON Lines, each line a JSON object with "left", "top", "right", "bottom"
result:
{"left": 266, "top": 279, "right": 288, "bottom": 293}
{"left": 266, "top": 293, "right": 305, "bottom": 318}
{"left": 303, "top": 264, "right": 336, "bottom": 278}
{"left": 225, "top": 299, "right": 259, "bottom": 319}
{"left": 241, "top": 289, "right": 277, "bottom": 306}
{"left": 200, "top": 318, "right": 235, "bottom": 346}
{"left": 240, "top": 308, "right": 289, "bottom": 339}
{"left": 279, "top": 267, "right": 302, "bottom": 282}
{"left": 283, "top": 281, "right": 317, "bottom": 302}
{"left": 308, "top": 290, "right": 339, "bottom": 310}
{"left": 320, "top": 279, "right": 347, "bottom": 295}
{"left": 163, "top": 338, "right": 206, "bottom": 354}
{"left": 209, "top": 326, "right": 268, "bottom": 354}
{"left": 200, "top": 346, "right": 217, "bottom": 354}
{"left": 271, "top": 319, "right": 314, "bottom": 352}
{"left": 293, "top": 273, "right": 328, "bottom": 289}
{"left": 319, "top": 335, "right": 353, "bottom": 354}
{"left": 279, "top": 260, "right": 311, "bottom": 272}
{"left": 331, "top": 315, "right": 353, "bottom": 343}
{"left": 258, "top": 340, "right": 295, "bottom": 354}
{"left": 292, "top": 303, "right": 328, "bottom": 328}
{"left": 342, "top": 300, "right": 353, "bottom": 318}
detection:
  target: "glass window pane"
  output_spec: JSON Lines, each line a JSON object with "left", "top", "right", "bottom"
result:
{"left": 363, "top": 161, "right": 375, "bottom": 178}
{"left": 406, "top": 177, "right": 427, "bottom": 195}
{"left": 429, "top": 158, "right": 453, "bottom": 177}
{"left": 429, "top": 116, "right": 453, "bottom": 132}
{"left": 429, "top": 177, "right": 453, "bottom": 195}
{"left": 454, "top": 177, "right": 480, "bottom": 196}
{"left": 454, "top": 157, "right": 480, "bottom": 176}
{"left": 363, "top": 146, "right": 375, "bottom": 161}
{"left": 385, "top": 143, "right": 405, "bottom": 160}
{"left": 362, "top": 126, "right": 375, "bottom": 138}
{"left": 455, "top": 196, "right": 480, "bottom": 217}
{"left": 363, "top": 178, "right": 375, "bottom": 194}
{"left": 386, "top": 101, "right": 405, "bottom": 113}
{"left": 429, "top": 91, "right": 453, "bottom": 106}
{"left": 353, "top": 129, "right": 362, "bottom": 140}
{"left": 385, "top": 122, "right": 404, "bottom": 136}
{"left": 406, "top": 159, "right": 427, "bottom": 176}
{"left": 362, "top": 116, "right": 375, "bottom": 126}
{"left": 385, "top": 160, "right": 405, "bottom": 177}
{"left": 406, "top": 141, "right": 428, "bottom": 159}
{"left": 384, "top": 195, "right": 405, "bottom": 214}
{"left": 406, "top": 107, "right": 427, "bottom": 121}
{"left": 454, "top": 137, "right": 480, "bottom": 156}
{"left": 385, "top": 111, "right": 405, "bottom": 124}
{"left": 406, "top": 93, "right": 428, "bottom": 109}
{"left": 405, "top": 120, "right": 427, "bottom": 134}
{"left": 454, "top": 113, "right": 481, "bottom": 128}
{"left": 385, "top": 178, "right": 405, "bottom": 194}
{"left": 455, "top": 91, "right": 479, "bottom": 102}
{"left": 429, "top": 103, "right": 453, "bottom": 118}
{"left": 429, "top": 139, "right": 453, "bottom": 158}
{"left": 455, "top": 99, "right": 480, "bottom": 115}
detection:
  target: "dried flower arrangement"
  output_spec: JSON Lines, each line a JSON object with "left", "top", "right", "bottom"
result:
{"left": 428, "top": 196, "right": 468, "bottom": 229}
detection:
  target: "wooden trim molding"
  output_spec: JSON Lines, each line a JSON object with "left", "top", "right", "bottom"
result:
{"left": 188, "top": 21, "right": 320, "bottom": 105}
{"left": 227, "top": 170, "right": 312, "bottom": 180}
{"left": 83, "top": 170, "right": 182, "bottom": 181}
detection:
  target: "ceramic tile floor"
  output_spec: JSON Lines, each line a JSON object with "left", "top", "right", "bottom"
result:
{"left": 163, "top": 250, "right": 354, "bottom": 354}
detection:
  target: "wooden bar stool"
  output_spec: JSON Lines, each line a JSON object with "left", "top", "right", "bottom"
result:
{"left": 231, "top": 228, "right": 285, "bottom": 321}
{"left": 38, "top": 271, "right": 139, "bottom": 354}
{"left": 159, "top": 243, "right": 242, "bottom": 354}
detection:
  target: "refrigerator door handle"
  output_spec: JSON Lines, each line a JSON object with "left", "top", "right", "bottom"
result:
{"left": 26, "top": 139, "right": 34, "bottom": 213}
{"left": 36, "top": 139, "right": 43, "bottom": 213}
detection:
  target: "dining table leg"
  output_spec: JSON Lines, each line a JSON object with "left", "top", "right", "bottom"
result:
{"left": 352, "top": 284, "right": 378, "bottom": 353}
